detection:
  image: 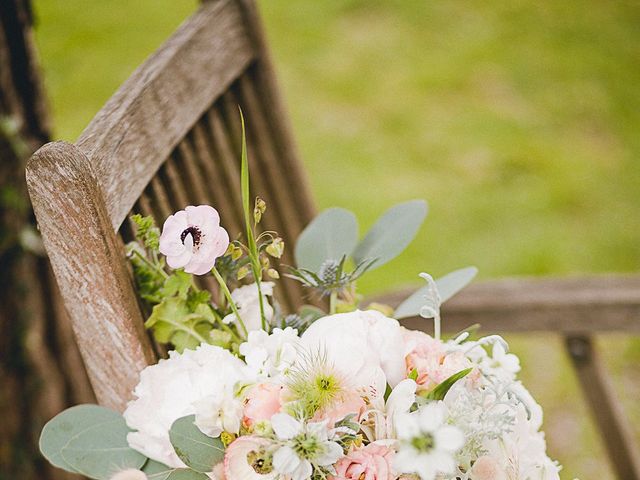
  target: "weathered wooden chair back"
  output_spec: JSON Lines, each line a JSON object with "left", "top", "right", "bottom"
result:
{"left": 26, "top": 0, "right": 315, "bottom": 412}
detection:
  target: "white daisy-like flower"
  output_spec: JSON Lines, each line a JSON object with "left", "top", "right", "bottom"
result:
{"left": 393, "top": 401, "right": 464, "bottom": 480}
{"left": 270, "top": 413, "right": 343, "bottom": 480}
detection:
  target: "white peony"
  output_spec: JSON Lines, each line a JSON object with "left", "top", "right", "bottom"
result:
{"left": 123, "top": 344, "right": 254, "bottom": 467}
{"left": 239, "top": 327, "right": 300, "bottom": 380}
{"left": 300, "top": 310, "right": 406, "bottom": 393}
{"left": 223, "top": 282, "right": 275, "bottom": 332}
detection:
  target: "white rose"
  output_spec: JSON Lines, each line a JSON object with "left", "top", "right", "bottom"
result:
{"left": 300, "top": 310, "right": 406, "bottom": 392}
{"left": 123, "top": 344, "right": 254, "bottom": 467}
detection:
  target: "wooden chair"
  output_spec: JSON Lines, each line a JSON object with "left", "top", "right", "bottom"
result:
{"left": 26, "top": 0, "right": 639, "bottom": 478}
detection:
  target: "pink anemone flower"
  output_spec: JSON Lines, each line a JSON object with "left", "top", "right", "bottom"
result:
{"left": 159, "top": 205, "right": 229, "bottom": 275}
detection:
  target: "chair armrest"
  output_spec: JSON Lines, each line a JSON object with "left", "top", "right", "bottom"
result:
{"left": 372, "top": 274, "right": 640, "bottom": 334}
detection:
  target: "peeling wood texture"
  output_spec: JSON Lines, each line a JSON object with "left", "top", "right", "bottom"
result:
{"left": 1, "top": 1, "right": 93, "bottom": 479}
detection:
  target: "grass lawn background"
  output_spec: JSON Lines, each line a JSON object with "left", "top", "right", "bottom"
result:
{"left": 33, "top": 1, "right": 640, "bottom": 479}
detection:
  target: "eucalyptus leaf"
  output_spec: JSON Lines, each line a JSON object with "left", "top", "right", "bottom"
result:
{"left": 352, "top": 200, "right": 427, "bottom": 270}
{"left": 394, "top": 266, "right": 478, "bottom": 319}
{"left": 294, "top": 208, "right": 359, "bottom": 271}
{"left": 40, "top": 404, "right": 146, "bottom": 480}
{"left": 146, "top": 467, "right": 209, "bottom": 480}
{"left": 169, "top": 415, "right": 225, "bottom": 473}
{"left": 143, "top": 459, "right": 173, "bottom": 475}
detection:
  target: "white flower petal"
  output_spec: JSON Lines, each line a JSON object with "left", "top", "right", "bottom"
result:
{"left": 291, "top": 459, "right": 313, "bottom": 480}
{"left": 271, "top": 413, "right": 302, "bottom": 440}
{"left": 435, "top": 425, "right": 464, "bottom": 452}
{"left": 273, "top": 445, "right": 300, "bottom": 474}
{"left": 315, "top": 441, "right": 343, "bottom": 465}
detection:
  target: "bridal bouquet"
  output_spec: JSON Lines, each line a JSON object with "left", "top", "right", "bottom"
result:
{"left": 39, "top": 117, "right": 561, "bottom": 480}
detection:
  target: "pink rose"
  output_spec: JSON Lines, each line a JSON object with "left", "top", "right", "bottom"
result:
{"left": 403, "top": 330, "right": 475, "bottom": 391}
{"left": 470, "top": 455, "right": 507, "bottom": 480}
{"left": 313, "top": 390, "right": 367, "bottom": 427}
{"left": 243, "top": 383, "right": 284, "bottom": 428}
{"left": 224, "top": 436, "right": 277, "bottom": 480}
{"left": 159, "top": 205, "right": 229, "bottom": 275}
{"left": 331, "top": 443, "right": 395, "bottom": 480}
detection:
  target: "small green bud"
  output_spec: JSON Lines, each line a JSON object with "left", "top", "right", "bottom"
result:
{"left": 237, "top": 266, "right": 250, "bottom": 280}
{"left": 220, "top": 432, "right": 236, "bottom": 447}
{"left": 265, "top": 237, "right": 285, "bottom": 258}
{"left": 267, "top": 268, "right": 280, "bottom": 279}
{"left": 260, "top": 255, "right": 270, "bottom": 270}
{"left": 254, "top": 196, "right": 267, "bottom": 223}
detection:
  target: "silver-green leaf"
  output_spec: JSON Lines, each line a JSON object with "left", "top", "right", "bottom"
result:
{"left": 294, "top": 207, "right": 359, "bottom": 271}
{"left": 352, "top": 200, "right": 427, "bottom": 270}
{"left": 169, "top": 415, "right": 225, "bottom": 473}
{"left": 40, "top": 404, "right": 146, "bottom": 480}
{"left": 394, "top": 266, "right": 478, "bottom": 319}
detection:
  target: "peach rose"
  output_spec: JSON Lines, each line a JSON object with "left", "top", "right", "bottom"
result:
{"left": 471, "top": 455, "right": 507, "bottom": 480}
{"left": 243, "top": 383, "right": 284, "bottom": 428}
{"left": 331, "top": 443, "right": 395, "bottom": 480}
{"left": 403, "top": 330, "right": 475, "bottom": 391}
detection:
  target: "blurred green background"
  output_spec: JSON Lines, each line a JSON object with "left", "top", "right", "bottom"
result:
{"left": 33, "top": 1, "right": 639, "bottom": 479}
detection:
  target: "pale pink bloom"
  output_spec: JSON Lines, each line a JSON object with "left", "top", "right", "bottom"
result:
{"left": 331, "top": 443, "right": 395, "bottom": 480}
{"left": 212, "top": 462, "right": 226, "bottom": 480}
{"left": 403, "top": 330, "right": 474, "bottom": 391}
{"left": 313, "top": 390, "right": 367, "bottom": 427}
{"left": 470, "top": 455, "right": 507, "bottom": 480}
{"left": 243, "top": 383, "right": 284, "bottom": 428}
{"left": 109, "top": 470, "right": 147, "bottom": 480}
{"left": 159, "top": 205, "right": 229, "bottom": 275}
{"left": 224, "top": 436, "right": 278, "bottom": 480}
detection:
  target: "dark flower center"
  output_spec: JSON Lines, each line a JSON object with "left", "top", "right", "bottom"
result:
{"left": 180, "top": 226, "right": 202, "bottom": 246}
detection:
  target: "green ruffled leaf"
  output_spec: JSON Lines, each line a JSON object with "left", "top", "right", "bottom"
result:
{"left": 169, "top": 415, "right": 225, "bottom": 473}
{"left": 421, "top": 368, "right": 473, "bottom": 401}
{"left": 352, "top": 200, "right": 427, "bottom": 271}
{"left": 294, "top": 207, "right": 359, "bottom": 271}
{"left": 39, "top": 405, "right": 146, "bottom": 480}
{"left": 145, "top": 298, "right": 215, "bottom": 352}
{"left": 394, "top": 266, "right": 478, "bottom": 319}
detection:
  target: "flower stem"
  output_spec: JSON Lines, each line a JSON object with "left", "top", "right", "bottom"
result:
{"left": 131, "top": 249, "right": 168, "bottom": 279}
{"left": 212, "top": 266, "right": 248, "bottom": 339}
{"left": 329, "top": 291, "right": 338, "bottom": 315}
{"left": 207, "top": 304, "right": 243, "bottom": 344}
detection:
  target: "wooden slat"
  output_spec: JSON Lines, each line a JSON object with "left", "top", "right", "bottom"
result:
{"left": 236, "top": 1, "right": 316, "bottom": 223}
{"left": 26, "top": 142, "right": 156, "bottom": 412}
{"left": 566, "top": 335, "right": 640, "bottom": 480}
{"left": 76, "top": 0, "right": 256, "bottom": 230}
{"left": 374, "top": 275, "right": 640, "bottom": 333}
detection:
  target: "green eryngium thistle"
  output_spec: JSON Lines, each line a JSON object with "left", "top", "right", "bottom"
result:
{"left": 287, "top": 350, "right": 346, "bottom": 419}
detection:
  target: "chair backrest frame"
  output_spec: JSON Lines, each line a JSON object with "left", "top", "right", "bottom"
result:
{"left": 26, "top": 0, "right": 316, "bottom": 411}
